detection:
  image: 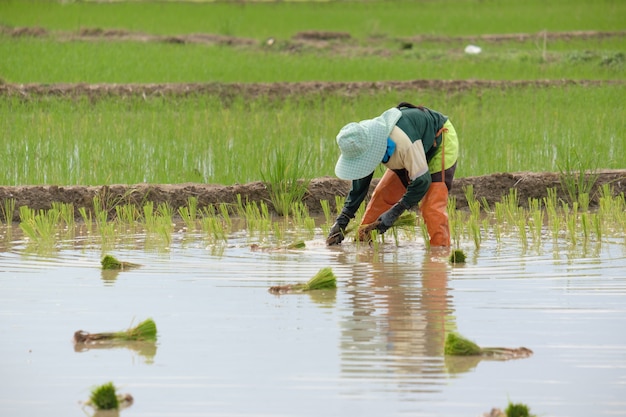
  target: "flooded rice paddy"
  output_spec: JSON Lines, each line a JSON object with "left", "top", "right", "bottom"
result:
{"left": 1, "top": 222, "right": 625, "bottom": 417}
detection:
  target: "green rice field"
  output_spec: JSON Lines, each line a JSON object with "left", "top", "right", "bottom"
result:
{"left": 0, "top": 0, "right": 624, "bottom": 186}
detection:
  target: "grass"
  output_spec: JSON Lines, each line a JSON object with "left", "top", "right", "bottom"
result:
{"left": 0, "top": 0, "right": 623, "bottom": 40}
{"left": 1, "top": 85, "right": 624, "bottom": 186}
{"left": 8, "top": 183, "right": 625, "bottom": 253}
{"left": 557, "top": 150, "right": 600, "bottom": 209}
{"left": 2, "top": 36, "right": 625, "bottom": 83}
{"left": 260, "top": 146, "right": 312, "bottom": 216}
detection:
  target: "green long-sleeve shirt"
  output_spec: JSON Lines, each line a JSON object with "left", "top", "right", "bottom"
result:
{"left": 343, "top": 106, "right": 448, "bottom": 216}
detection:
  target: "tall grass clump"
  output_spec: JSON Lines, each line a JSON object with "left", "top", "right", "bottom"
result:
{"left": 260, "top": 147, "right": 312, "bottom": 217}
{"left": 1, "top": 198, "right": 16, "bottom": 225}
{"left": 178, "top": 196, "right": 199, "bottom": 231}
{"left": 557, "top": 150, "right": 599, "bottom": 210}
{"left": 19, "top": 205, "right": 60, "bottom": 244}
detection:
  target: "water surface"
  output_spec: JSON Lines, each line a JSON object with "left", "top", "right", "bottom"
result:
{"left": 1, "top": 226, "right": 625, "bottom": 417}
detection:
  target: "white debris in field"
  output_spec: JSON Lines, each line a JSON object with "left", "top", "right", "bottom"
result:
{"left": 464, "top": 44, "right": 482, "bottom": 54}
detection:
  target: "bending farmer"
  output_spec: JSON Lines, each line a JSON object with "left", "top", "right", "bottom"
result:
{"left": 326, "top": 102, "right": 459, "bottom": 247}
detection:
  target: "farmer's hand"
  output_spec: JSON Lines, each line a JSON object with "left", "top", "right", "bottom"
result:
{"left": 376, "top": 201, "right": 408, "bottom": 234}
{"left": 326, "top": 209, "right": 353, "bottom": 246}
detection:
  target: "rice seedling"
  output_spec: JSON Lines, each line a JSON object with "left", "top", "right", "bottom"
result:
{"left": 543, "top": 188, "right": 560, "bottom": 240}
{"left": 101, "top": 254, "right": 140, "bottom": 270}
{"left": 84, "top": 381, "right": 134, "bottom": 413}
{"left": 116, "top": 203, "right": 141, "bottom": 225}
{"left": 420, "top": 221, "right": 431, "bottom": 249}
{"left": 200, "top": 215, "right": 228, "bottom": 242}
{"left": 268, "top": 267, "right": 337, "bottom": 295}
{"left": 564, "top": 202, "right": 579, "bottom": 246}
{"left": 505, "top": 401, "right": 536, "bottom": 417}
{"left": 92, "top": 196, "right": 116, "bottom": 240}
{"left": 449, "top": 249, "right": 467, "bottom": 264}
{"left": 78, "top": 206, "right": 93, "bottom": 235}
{"left": 250, "top": 238, "right": 306, "bottom": 252}
{"left": 18, "top": 205, "right": 60, "bottom": 243}
{"left": 320, "top": 199, "right": 332, "bottom": 225}
{"left": 260, "top": 147, "right": 312, "bottom": 217}
{"left": 444, "top": 332, "right": 533, "bottom": 360}
{"left": 51, "top": 202, "right": 75, "bottom": 229}
{"left": 1, "top": 198, "right": 15, "bottom": 225}
{"left": 177, "top": 196, "right": 199, "bottom": 231}
{"left": 517, "top": 217, "right": 528, "bottom": 249}
{"left": 88, "top": 382, "right": 119, "bottom": 410}
{"left": 557, "top": 150, "right": 599, "bottom": 209}
{"left": 528, "top": 208, "right": 544, "bottom": 248}
{"left": 74, "top": 318, "right": 157, "bottom": 344}
{"left": 2, "top": 83, "right": 624, "bottom": 187}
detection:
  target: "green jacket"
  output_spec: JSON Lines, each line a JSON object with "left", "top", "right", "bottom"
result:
{"left": 343, "top": 106, "right": 448, "bottom": 216}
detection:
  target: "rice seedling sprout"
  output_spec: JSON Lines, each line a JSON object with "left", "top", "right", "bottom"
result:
{"left": 444, "top": 332, "right": 482, "bottom": 355}
{"left": 505, "top": 401, "right": 536, "bottom": 417}
{"left": 78, "top": 206, "right": 93, "bottom": 234}
{"left": 449, "top": 249, "right": 467, "bottom": 264}
{"left": 557, "top": 150, "right": 599, "bottom": 208}
{"left": 1, "top": 198, "right": 16, "bottom": 225}
{"left": 89, "top": 382, "right": 119, "bottom": 410}
{"left": 260, "top": 147, "right": 311, "bottom": 217}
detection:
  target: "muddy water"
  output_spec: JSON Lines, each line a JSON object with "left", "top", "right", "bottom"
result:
{"left": 1, "top": 226, "right": 625, "bottom": 417}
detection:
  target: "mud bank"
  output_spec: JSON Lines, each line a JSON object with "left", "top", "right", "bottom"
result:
{"left": 1, "top": 170, "right": 624, "bottom": 223}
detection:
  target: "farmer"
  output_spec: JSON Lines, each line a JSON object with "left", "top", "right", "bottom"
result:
{"left": 326, "top": 102, "right": 459, "bottom": 247}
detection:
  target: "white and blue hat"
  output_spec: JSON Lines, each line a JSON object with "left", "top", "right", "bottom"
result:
{"left": 334, "top": 107, "right": 402, "bottom": 180}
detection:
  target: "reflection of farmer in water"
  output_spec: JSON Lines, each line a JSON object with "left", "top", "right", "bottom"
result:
{"left": 326, "top": 102, "right": 459, "bottom": 247}
{"left": 340, "top": 250, "right": 455, "bottom": 384}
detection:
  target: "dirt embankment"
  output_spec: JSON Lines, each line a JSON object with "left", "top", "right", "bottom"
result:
{"left": 3, "top": 25, "right": 625, "bottom": 47}
{"left": 1, "top": 171, "right": 624, "bottom": 223}
{"left": 2, "top": 79, "right": 624, "bottom": 102}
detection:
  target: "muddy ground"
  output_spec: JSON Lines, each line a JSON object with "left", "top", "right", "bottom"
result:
{"left": 1, "top": 170, "right": 625, "bottom": 223}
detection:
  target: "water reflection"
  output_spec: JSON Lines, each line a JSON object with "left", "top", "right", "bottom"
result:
{"left": 339, "top": 248, "right": 456, "bottom": 391}
{"left": 73, "top": 340, "right": 157, "bottom": 365}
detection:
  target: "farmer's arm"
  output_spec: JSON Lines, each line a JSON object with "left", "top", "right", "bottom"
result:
{"left": 343, "top": 173, "right": 373, "bottom": 215}
{"left": 326, "top": 173, "right": 373, "bottom": 245}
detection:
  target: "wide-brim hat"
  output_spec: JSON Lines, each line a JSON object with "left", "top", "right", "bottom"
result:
{"left": 334, "top": 107, "right": 402, "bottom": 180}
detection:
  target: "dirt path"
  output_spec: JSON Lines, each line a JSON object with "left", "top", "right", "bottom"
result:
{"left": 2, "top": 79, "right": 623, "bottom": 102}
{"left": 4, "top": 25, "right": 625, "bottom": 47}
{"left": 1, "top": 170, "right": 624, "bottom": 223}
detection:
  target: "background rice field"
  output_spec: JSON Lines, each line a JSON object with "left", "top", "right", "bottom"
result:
{"left": 0, "top": 0, "right": 624, "bottom": 186}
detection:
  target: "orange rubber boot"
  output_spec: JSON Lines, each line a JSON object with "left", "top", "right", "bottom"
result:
{"left": 358, "top": 169, "right": 406, "bottom": 241}
{"left": 420, "top": 182, "right": 450, "bottom": 247}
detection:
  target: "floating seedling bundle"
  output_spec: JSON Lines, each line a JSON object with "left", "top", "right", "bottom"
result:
{"left": 250, "top": 240, "right": 306, "bottom": 252}
{"left": 444, "top": 332, "right": 533, "bottom": 360}
{"left": 85, "top": 381, "right": 133, "bottom": 412}
{"left": 101, "top": 254, "right": 141, "bottom": 270}
{"left": 449, "top": 249, "right": 467, "bottom": 264}
{"left": 74, "top": 318, "right": 157, "bottom": 345}
{"left": 269, "top": 267, "right": 337, "bottom": 294}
